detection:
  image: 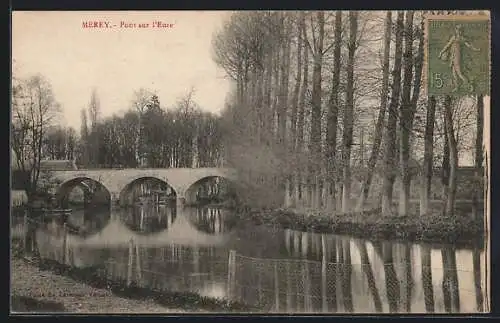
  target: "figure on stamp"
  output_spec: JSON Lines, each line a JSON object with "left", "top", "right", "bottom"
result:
{"left": 438, "top": 24, "right": 480, "bottom": 93}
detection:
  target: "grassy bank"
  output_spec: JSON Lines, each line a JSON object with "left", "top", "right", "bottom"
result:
{"left": 11, "top": 256, "right": 186, "bottom": 313}
{"left": 10, "top": 247, "right": 258, "bottom": 313}
{"left": 235, "top": 206, "right": 485, "bottom": 249}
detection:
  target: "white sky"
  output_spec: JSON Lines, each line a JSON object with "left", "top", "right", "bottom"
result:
{"left": 12, "top": 11, "right": 233, "bottom": 130}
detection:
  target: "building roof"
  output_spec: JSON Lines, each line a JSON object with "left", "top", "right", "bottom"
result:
{"left": 39, "top": 160, "right": 78, "bottom": 171}
{"left": 11, "top": 156, "right": 78, "bottom": 171}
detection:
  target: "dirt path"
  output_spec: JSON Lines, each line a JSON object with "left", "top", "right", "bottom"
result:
{"left": 11, "top": 257, "right": 186, "bottom": 314}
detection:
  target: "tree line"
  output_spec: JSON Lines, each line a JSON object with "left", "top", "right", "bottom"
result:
{"left": 11, "top": 75, "right": 224, "bottom": 204}
{"left": 75, "top": 88, "right": 224, "bottom": 169}
{"left": 212, "top": 10, "right": 485, "bottom": 216}
{"left": 11, "top": 10, "right": 486, "bottom": 215}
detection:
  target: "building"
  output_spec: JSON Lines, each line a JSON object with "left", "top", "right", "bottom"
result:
{"left": 11, "top": 148, "right": 78, "bottom": 191}
{"left": 39, "top": 160, "right": 78, "bottom": 171}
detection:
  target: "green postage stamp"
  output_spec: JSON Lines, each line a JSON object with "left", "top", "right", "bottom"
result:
{"left": 425, "top": 13, "right": 490, "bottom": 96}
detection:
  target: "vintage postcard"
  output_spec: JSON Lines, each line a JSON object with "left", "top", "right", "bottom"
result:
{"left": 11, "top": 10, "right": 490, "bottom": 314}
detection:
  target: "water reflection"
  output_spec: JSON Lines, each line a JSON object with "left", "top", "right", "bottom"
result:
{"left": 421, "top": 244, "right": 435, "bottom": 312}
{"left": 184, "top": 207, "right": 234, "bottom": 234}
{"left": 22, "top": 205, "right": 487, "bottom": 313}
{"left": 356, "top": 239, "right": 382, "bottom": 312}
{"left": 66, "top": 207, "right": 111, "bottom": 238}
{"left": 441, "top": 247, "right": 461, "bottom": 312}
{"left": 120, "top": 205, "right": 177, "bottom": 234}
{"left": 473, "top": 247, "right": 484, "bottom": 312}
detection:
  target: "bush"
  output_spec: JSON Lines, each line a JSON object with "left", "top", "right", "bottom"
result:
{"left": 237, "top": 206, "right": 484, "bottom": 249}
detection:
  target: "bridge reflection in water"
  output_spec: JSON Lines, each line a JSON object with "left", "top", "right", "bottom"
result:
{"left": 27, "top": 205, "right": 486, "bottom": 314}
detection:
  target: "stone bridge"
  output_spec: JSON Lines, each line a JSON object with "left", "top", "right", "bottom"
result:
{"left": 50, "top": 168, "right": 238, "bottom": 207}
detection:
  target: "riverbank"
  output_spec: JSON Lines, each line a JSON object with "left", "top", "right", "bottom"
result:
{"left": 11, "top": 257, "right": 186, "bottom": 313}
{"left": 237, "top": 205, "right": 485, "bottom": 249}
{"left": 10, "top": 245, "right": 257, "bottom": 313}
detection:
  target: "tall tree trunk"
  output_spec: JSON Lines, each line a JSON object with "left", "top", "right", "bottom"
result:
{"left": 419, "top": 96, "right": 436, "bottom": 216}
{"left": 248, "top": 67, "right": 258, "bottom": 143}
{"left": 441, "top": 106, "right": 450, "bottom": 216}
{"left": 278, "top": 14, "right": 291, "bottom": 151}
{"left": 341, "top": 11, "right": 358, "bottom": 214}
{"left": 296, "top": 15, "right": 309, "bottom": 155}
{"left": 472, "top": 94, "right": 484, "bottom": 221}
{"left": 356, "top": 11, "right": 391, "bottom": 211}
{"left": 308, "top": 12, "right": 325, "bottom": 209}
{"left": 272, "top": 40, "right": 281, "bottom": 146}
{"left": 262, "top": 53, "right": 273, "bottom": 146}
{"left": 381, "top": 11, "right": 404, "bottom": 216}
{"left": 296, "top": 16, "right": 309, "bottom": 207}
{"left": 291, "top": 16, "right": 303, "bottom": 207}
{"left": 291, "top": 16, "right": 303, "bottom": 154}
{"left": 256, "top": 68, "right": 265, "bottom": 146}
{"left": 410, "top": 15, "right": 425, "bottom": 127}
{"left": 443, "top": 95, "right": 458, "bottom": 216}
{"left": 308, "top": 11, "right": 325, "bottom": 161}
{"left": 325, "top": 11, "right": 342, "bottom": 212}
{"left": 398, "top": 11, "right": 414, "bottom": 216}
{"left": 280, "top": 19, "right": 292, "bottom": 206}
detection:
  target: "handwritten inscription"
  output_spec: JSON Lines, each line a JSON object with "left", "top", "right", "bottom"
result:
{"left": 82, "top": 20, "right": 175, "bottom": 29}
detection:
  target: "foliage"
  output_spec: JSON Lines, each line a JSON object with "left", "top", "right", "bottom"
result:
{"left": 212, "top": 10, "right": 486, "bottom": 214}
{"left": 73, "top": 90, "right": 224, "bottom": 169}
{"left": 236, "top": 205, "right": 484, "bottom": 248}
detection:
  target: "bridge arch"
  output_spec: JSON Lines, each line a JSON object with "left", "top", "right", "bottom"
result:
{"left": 50, "top": 168, "right": 239, "bottom": 208}
{"left": 184, "top": 175, "right": 239, "bottom": 206}
{"left": 118, "top": 176, "right": 177, "bottom": 207}
{"left": 57, "top": 177, "right": 111, "bottom": 208}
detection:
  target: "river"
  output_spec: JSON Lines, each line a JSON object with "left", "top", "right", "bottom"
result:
{"left": 19, "top": 205, "right": 487, "bottom": 314}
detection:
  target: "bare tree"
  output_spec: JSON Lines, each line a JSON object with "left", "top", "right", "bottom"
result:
{"left": 341, "top": 11, "right": 359, "bottom": 213}
{"left": 277, "top": 12, "right": 292, "bottom": 150}
{"left": 356, "top": 11, "right": 392, "bottom": 211}
{"left": 398, "top": 11, "right": 415, "bottom": 216}
{"left": 325, "top": 11, "right": 343, "bottom": 212}
{"left": 12, "top": 74, "right": 60, "bottom": 257}
{"left": 472, "top": 95, "right": 484, "bottom": 221}
{"left": 296, "top": 14, "right": 309, "bottom": 155}
{"left": 419, "top": 96, "right": 436, "bottom": 216}
{"left": 443, "top": 95, "right": 458, "bottom": 216}
{"left": 381, "top": 11, "right": 404, "bottom": 216}
{"left": 78, "top": 108, "right": 90, "bottom": 167}
{"left": 131, "top": 88, "right": 154, "bottom": 167}
{"left": 88, "top": 88, "right": 101, "bottom": 167}
{"left": 11, "top": 74, "right": 61, "bottom": 203}
{"left": 302, "top": 11, "right": 326, "bottom": 208}
{"left": 43, "top": 126, "right": 77, "bottom": 160}
{"left": 290, "top": 13, "right": 303, "bottom": 152}
{"left": 294, "top": 15, "right": 310, "bottom": 207}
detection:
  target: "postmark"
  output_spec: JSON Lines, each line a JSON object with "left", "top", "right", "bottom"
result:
{"left": 424, "top": 13, "right": 490, "bottom": 96}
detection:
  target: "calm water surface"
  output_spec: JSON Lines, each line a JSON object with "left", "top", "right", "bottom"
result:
{"left": 24, "top": 205, "right": 487, "bottom": 313}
